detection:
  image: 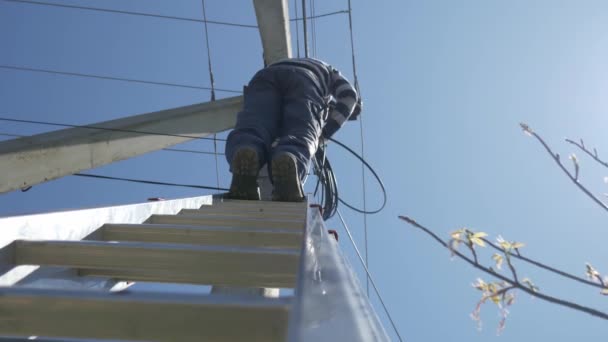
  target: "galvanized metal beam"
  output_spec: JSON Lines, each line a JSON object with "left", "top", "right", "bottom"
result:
{"left": 253, "top": 0, "right": 292, "bottom": 65}
{"left": 0, "top": 96, "right": 242, "bottom": 194}
{"left": 15, "top": 239, "right": 299, "bottom": 288}
{"left": 0, "top": 287, "right": 290, "bottom": 342}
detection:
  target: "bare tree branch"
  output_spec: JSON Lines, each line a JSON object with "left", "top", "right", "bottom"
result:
{"left": 566, "top": 138, "right": 608, "bottom": 169}
{"left": 505, "top": 253, "right": 519, "bottom": 283}
{"left": 468, "top": 243, "right": 479, "bottom": 264}
{"left": 520, "top": 123, "right": 608, "bottom": 213}
{"left": 399, "top": 215, "right": 608, "bottom": 321}
{"left": 481, "top": 237, "right": 605, "bottom": 289}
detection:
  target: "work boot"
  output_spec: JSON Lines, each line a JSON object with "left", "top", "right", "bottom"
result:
{"left": 271, "top": 152, "right": 305, "bottom": 202}
{"left": 227, "top": 146, "right": 261, "bottom": 200}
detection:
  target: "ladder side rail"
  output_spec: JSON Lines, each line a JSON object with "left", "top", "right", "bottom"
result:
{"left": 288, "top": 204, "right": 391, "bottom": 341}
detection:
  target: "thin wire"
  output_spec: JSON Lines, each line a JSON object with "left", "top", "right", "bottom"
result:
{"left": 200, "top": 0, "right": 221, "bottom": 193}
{"left": 345, "top": 0, "right": 369, "bottom": 297}
{"left": 301, "top": 0, "right": 309, "bottom": 58}
{"left": 2, "top": 0, "right": 259, "bottom": 28}
{"left": 291, "top": 10, "right": 349, "bottom": 21}
{"left": 3, "top": 0, "right": 348, "bottom": 26}
{"left": 0, "top": 133, "right": 24, "bottom": 138}
{"left": 314, "top": 0, "right": 319, "bottom": 56}
{"left": 0, "top": 65, "right": 241, "bottom": 94}
{"left": 336, "top": 209, "right": 404, "bottom": 342}
{"left": 294, "top": 0, "right": 300, "bottom": 58}
{"left": 0, "top": 117, "right": 228, "bottom": 142}
{"left": 74, "top": 173, "right": 228, "bottom": 191}
{"left": 360, "top": 109, "right": 370, "bottom": 296}
{"left": 161, "top": 148, "right": 224, "bottom": 156}
{"left": 346, "top": 2, "right": 360, "bottom": 92}
{"left": 200, "top": 0, "right": 217, "bottom": 102}
{"left": 212, "top": 135, "right": 221, "bottom": 189}
{"left": 309, "top": 0, "right": 316, "bottom": 57}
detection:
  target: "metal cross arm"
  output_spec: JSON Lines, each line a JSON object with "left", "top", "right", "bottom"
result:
{"left": 0, "top": 96, "right": 242, "bottom": 194}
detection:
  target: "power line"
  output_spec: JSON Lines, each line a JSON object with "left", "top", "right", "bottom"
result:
{"left": 163, "top": 148, "right": 224, "bottom": 156}
{"left": 0, "top": 117, "right": 228, "bottom": 142}
{"left": 0, "top": 65, "right": 242, "bottom": 94}
{"left": 2, "top": 0, "right": 258, "bottom": 28}
{"left": 74, "top": 173, "right": 228, "bottom": 191}
{"left": 2, "top": 0, "right": 348, "bottom": 27}
{"left": 212, "top": 135, "right": 222, "bottom": 189}
{"left": 336, "top": 210, "right": 405, "bottom": 342}
{"left": 292, "top": 10, "right": 350, "bottom": 21}
{"left": 200, "top": 0, "right": 217, "bottom": 102}
{"left": 301, "top": 0, "right": 309, "bottom": 57}
{"left": 345, "top": 0, "right": 369, "bottom": 297}
{"left": 200, "top": 0, "right": 222, "bottom": 193}
{"left": 0, "top": 133, "right": 24, "bottom": 138}
{"left": 360, "top": 108, "right": 370, "bottom": 296}
{"left": 346, "top": 2, "right": 360, "bottom": 92}
{"left": 314, "top": 1, "right": 320, "bottom": 56}
{"left": 294, "top": 0, "right": 301, "bottom": 58}
{"left": 310, "top": 0, "right": 317, "bottom": 57}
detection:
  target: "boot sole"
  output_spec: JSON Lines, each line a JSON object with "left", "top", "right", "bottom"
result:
{"left": 272, "top": 154, "right": 304, "bottom": 202}
{"left": 228, "top": 147, "right": 260, "bottom": 200}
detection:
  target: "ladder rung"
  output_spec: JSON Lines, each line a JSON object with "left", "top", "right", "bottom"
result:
{"left": 14, "top": 240, "right": 298, "bottom": 288}
{"left": 147, "top": 214, "right": 304, "bottom": 230}
{"left": 213, "top": 199, "right": 308, "bottom": 209}
{"left": 199, "top": 203, "right": 306, "bottom": 214}
{"left": 203, "top": 203, "right": 307, "bottom": 214}
{"left": 102, "top": 223, "right": 303, "bottom": 249}
{"left": 181, "top": 208, "right": 306, "bottom": 220}
{"left": 0, "top": 287, "right": 289, "bottom": 342}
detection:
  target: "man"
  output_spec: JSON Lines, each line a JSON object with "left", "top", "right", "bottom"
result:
{"left": 225, "top": 57, "right": 360, "bottom": 202}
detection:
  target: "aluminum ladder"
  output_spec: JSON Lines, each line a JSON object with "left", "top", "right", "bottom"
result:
{"left": 0, "top": 197, "right": 389, "bottom": 341}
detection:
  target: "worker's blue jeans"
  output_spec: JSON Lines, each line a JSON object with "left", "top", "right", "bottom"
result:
{"left": 225, "top": 65, "right": 326, "bottom": 183}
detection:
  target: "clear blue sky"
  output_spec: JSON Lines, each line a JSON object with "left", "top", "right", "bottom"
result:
{"left": 2, "top": 0, "right": 608, "bottom": 340}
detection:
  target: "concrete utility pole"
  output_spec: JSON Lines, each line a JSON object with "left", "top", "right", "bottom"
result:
{"left": 209, "top": 0, "right": 294, "bottom": 298}
{"left": 251, "top": 0, "right": 294, "bottom": 201}
{"left": 253, "top": 0, "right": 293, "bottom": 66}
